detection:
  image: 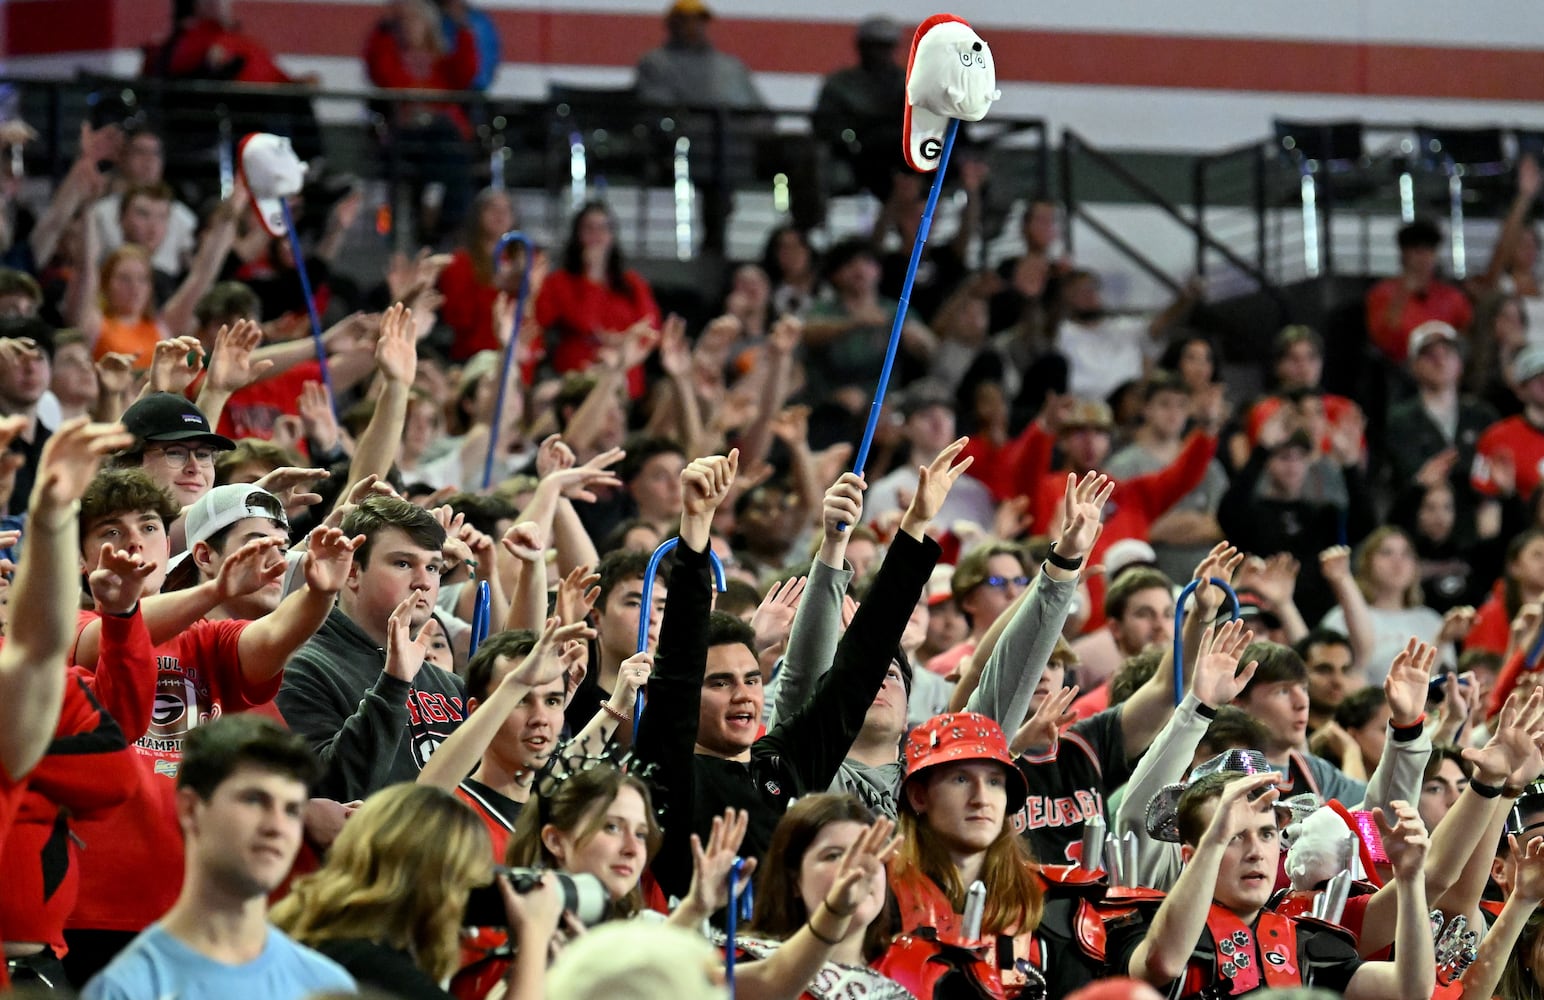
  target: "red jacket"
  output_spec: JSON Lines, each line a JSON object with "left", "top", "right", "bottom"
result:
{"left": 439, "top": 249, "right": 503, "bottom": 361}
{"left": 364, "top": 23, "right": 479, "bottom": 138}
{"left": 535, "top": 269, "right": 660, "bottom": 399}
{"left": 151, "top": 17, "right": 298, "bottom": 84}
{"left": 1364, "top": 277, "right": 1473, "bottom": 363}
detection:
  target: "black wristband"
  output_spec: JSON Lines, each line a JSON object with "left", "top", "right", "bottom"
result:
{"left": 1195, "top": 702, "right": 1218, "bottom": 720}
{"left": 1045, "top": 543, "right": 1084, "bottom": 572}
{"left": 1390, "top": 720, "right": 1424, "bottom": 743}
{"left": 1471, "top": 779, "right": 1504, "bottom": 799}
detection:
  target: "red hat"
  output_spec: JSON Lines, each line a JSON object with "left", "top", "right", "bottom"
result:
{"left": 902, "top": 712, "right": 1027, "bottom": 812}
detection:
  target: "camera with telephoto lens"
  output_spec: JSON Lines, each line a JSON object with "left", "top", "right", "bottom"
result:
{"left": 495, "top": 866, "right": 611, "bottom": 927}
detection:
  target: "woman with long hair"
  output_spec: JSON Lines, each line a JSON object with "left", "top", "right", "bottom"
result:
{"left": 272, "top": 783, "right": 505, "bottom": 999}
{"left": 742, "top": 794, "right": 914, "bottom": 998}
{"left": 884, "top": 712, "right": 1101, "bottom": 999}
{"left": 1465, "top": 528, "right": 1544, "bottom": 658}
{"left": 438, "top": 188, "right": 535, "bottom": 361}
{"left": 1318, "top": 525, "right": 1451, "bottom": 683}
{"left": 761, "top": 225, "right": 820, "bottom": 320}
{"left": 534, "top": 201, "right": 660, "bottom": 398}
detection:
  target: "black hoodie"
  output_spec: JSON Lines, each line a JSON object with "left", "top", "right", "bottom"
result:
{"left": 277, "top": 606, "right": 467, "bottom": 801}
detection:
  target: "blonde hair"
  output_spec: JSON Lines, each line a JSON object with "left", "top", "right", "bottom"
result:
{"left": 1354, "top": 525, "right": 1423, "bottom": 608}
{"left": 271, "top": 784, "right": 492, "bottom": 980}
{"left": 895, "top": 773, "right": 1043, "bottom": 936}
{"left": 99, "top": 245, "right": 156, "bottom": 320}
{"left": 546, "top": 921, "right": 728, "bottom": 1000}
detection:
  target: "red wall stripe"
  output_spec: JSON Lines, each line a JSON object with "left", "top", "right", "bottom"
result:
{"left": 8, "top": 0, "right": 1544, "bottom": 104}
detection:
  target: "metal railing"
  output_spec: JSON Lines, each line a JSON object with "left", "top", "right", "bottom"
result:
{"left": 1, "top": 74, "right": 1049, "bottom": 262}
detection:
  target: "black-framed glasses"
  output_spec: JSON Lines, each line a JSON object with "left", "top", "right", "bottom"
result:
{"left": 981, "top": 575, "right": 1030, "bottom": 591}
{"left": 147, "top": 444, "right": 215, "bottom": 468}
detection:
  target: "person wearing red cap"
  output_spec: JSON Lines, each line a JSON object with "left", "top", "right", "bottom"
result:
{"left": 1116, "top": 770, "right": 1433, "bottom": 1000}
{"left": 883, "top": 710, "right": 1103, "bottom": 999}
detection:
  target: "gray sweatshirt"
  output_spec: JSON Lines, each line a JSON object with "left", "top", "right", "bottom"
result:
{"left": 1113, "top": 692, "right": 1431, "bottom": 890}
{"left": 766, "top": 558, "right": 1075, "bottom": 816}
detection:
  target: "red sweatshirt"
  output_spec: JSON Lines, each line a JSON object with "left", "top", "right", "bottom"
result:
{"left": 0, "top": 609, "right": 153, "bottom": 955}
{"left": 363, "top": 23, "right": 479, "bottom": 138}
{"left": 534, "top": 269, "right": 659, "bottom": 399}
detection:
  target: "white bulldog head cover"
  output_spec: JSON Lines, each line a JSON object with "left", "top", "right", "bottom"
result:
{"left": 237, "top": 133, "right": 308, "bottom": 238}
{"left": 903, "top": 13, "right": 1001, "bottom": 173}
{"left": 1285, "top": 804, "right": 1360, "bottom": 890}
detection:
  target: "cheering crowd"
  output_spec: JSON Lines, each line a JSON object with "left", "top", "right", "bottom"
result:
{"left": 7, "top": 16, "right": 1544, "bottom": 998}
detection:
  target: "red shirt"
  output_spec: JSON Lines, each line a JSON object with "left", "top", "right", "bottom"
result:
{"left": 1, "top": 610, "right": 153, "bottom": 954}
{"left": 1463, "top": 585, "right": 1511, "bottom": 656}
{"left": 1246, "top": 394, "right": 1360, "bottom": 453}
{"left": 363, "top": 23, "right": 479, "bottom": 138}
{"left": 219, "top": 361, "right": 325, "bottom": 444}
{"left": 0, "top": 768, "right": 17, "bottom": 989}
{"left": 1028, "top": 431, "right": 1217, "bottom": 631}
{"left": 1364, "top": 278, "right": 1473, "bottom": 363}
{"left": 152, "top": 18, "right": 298, "bottom": 84}
{"left": 1472, "top": 414, "right": 1544, "bottom": 500}
{"left": 439, "top": 249, "right": 503, "bottom": 361}
{"left": 67, "top": 615, "right": 275, "bottom": 933}
{"left": 535, "top": 269, "right": 659, "bottom": 399}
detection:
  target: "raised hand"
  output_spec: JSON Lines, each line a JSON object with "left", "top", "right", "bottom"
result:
{"left": 1508, "top": 833, "right": 1544, "bottom": 904}
{"left": 900, "top": 437, "right": 973, "bottom": 539}
{"left": 302, "top": 526, "right": 363, "bottom": 595}
{"left": 147, "top": 336, "right": 205, "bottom": 396}
{"left": 681, "top": 450, "right": 740, "bottom": 520}
{"left": 1248, "top": 553, "right": 1300, "bottom": 609}
{"left": 1383, "top": 638, "right": 1437, "bottom": 728}
{"left": 254, "top": 466, "right": 331, "bottom": 510}
{"left": 212, "top": 536, "right": 287, "bottom": 601}
{"left": 1463, "top": 688, "right": 1544, "bottom": 786}
{"left": 767, "top": 314, "right": 803, "bottom": 357}
{"left": 94, "top": 353, "right": 137, "bottom": 398}
{"left": 750, "top": 576, "right": 806, "bottom": 653}
{"left": 384, "top": 593, "right": 431, "bottom": 683}
{"left": 1192, "top": 541, "right": 1245, "bottom": 619}
{"left": 1056, "top": 471, "right": 1115, "bottom": 560}
{"left": 1200, "top": 771, "right": 1284, "bottom": 848}
{"left": 1011, "top": 683, "right": 1079, "bottom": 756}
{"left": 1438, "top": 605, "right": 1478, "bottom": 645}
{"left": 1190, "top": 618, "right": 1260, "bottom": 709}
{"left": 32, "top": 418, "right": 134, "bottom": 515}
{"left": 606, "top": 649, "right": 653, "bottom": 714}
{"left": 548, "top": 447, "right": 624, "bottom": 503}
{"left": 535, "top": 433, "right": 576, "bottom": 478}
{"left": 374, "top": 302, "right": 417, "bottom": 385}
{"left": 992, "top": 495, "right": 1034, "bottom": 542}
{"left": 1318, "top": 545, "right": 1353, "bottom": 589}
{"left": 512, "top": 615, "right": 597, "bottom": 689}
{"left": 554, "top": 565, "right": 601, "bottom": 626}
{"left": 88, "top": 544, "right": 156, "bottom": 615}
{"left": 1512, "top": 602, "right": 1544, "bottom": 654}
{"left": 1373, "top": 800, "right": 1429, "bottom": 881}
{"left": 683, "top": 808, "right": 758, "bottom": 919}
{"left": 825, "top": 816, "right": 902, "bottom": 918}
{"left": 203, "top": 320, "right": 275, "bottom": 394}
{"left": 501, "top": 520, "right": 547, "bottom": 564}
{"left": 821, "top": 472, "right": 866, "bottom": 542}
{"left": 297, "top": 381, "right": 341, "bottom": 454}
{"left": 658, "top": 314, "right": 691, "bottom": 378}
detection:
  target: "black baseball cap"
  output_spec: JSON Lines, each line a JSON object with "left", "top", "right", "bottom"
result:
{"left": 121, "top": 393, "right": 236, "bottom": 450}
{"left": 0, "top": 315, "right": 56, "bottom": 359}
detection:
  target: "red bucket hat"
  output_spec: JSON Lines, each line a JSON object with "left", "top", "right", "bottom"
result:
{"left": 902, "top": 712, "right": 1028, "bottom": 813}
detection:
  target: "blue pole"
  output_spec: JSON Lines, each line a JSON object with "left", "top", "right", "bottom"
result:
{"left": 632, "top": 537, "right": 726, "bottom": 743}
{"left": 1528, "top": 624, "right": 1544, "bottom": 671}
{"left": 482, "top": 231, "right": 536, "bottom": 490}
{"left": 468, "top": 580, "right": 491, "bottom": 657}
{"left": 1171, "top": 578, "right": 1242, "bottom": 707}
{"left": 278, "top": 199, "right": 335, "bottom": 404}
{"left": 842, "top": 117, "right": 961, "bottom": 530}
{"left": 725, "top": 856, "right": 748, "bottom": 998}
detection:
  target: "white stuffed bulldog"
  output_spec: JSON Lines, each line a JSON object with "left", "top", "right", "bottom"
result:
{"left": 236, "top": 133, "right": 308, "bottom": 238}
{"left": 903, "top": 14, "right": 1001, "bottom": 172}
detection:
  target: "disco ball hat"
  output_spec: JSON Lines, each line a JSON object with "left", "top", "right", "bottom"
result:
{"left": 902, "top": 712, "right": 1027, "bottom": 814}
{"left": 1145, "top": 748, "right": 1292, "bottom": 844}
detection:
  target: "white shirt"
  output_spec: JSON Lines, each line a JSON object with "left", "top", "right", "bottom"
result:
{"left": 91, "top": 193, "right": 198, "bottom": 276}
{"left": 864, "top": 460, "right": 998, "bottom": 534}
{"left": 1056, "top": 314, "right": 1157, "bottom": 402}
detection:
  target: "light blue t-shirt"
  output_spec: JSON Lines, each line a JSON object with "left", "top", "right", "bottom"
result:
{"left": 83, "top": 923, "right": 356, "bottom": 1000}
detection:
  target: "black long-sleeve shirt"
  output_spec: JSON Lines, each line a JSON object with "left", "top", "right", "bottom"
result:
{"left": 1218, "top": 448, "right": 1375, "bottom": 622}
{"left": 635, "top": 531, "right": 939, "bottom": 900}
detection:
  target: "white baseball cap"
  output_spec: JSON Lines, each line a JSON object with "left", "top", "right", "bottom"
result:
{"left": 185, "top": 484, "right": 288, "bottom": 549}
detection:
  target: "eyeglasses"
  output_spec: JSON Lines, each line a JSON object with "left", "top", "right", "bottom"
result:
{"left": 147, "top": 444, "right": 216, "bottom": 468}
{"left": 981, "top": 575, "right": 1030, "bottom": 591}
